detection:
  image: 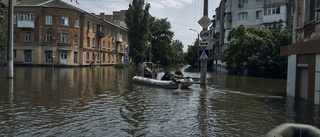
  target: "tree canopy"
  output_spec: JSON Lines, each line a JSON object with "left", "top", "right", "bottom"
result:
{"left": 184, "top": 38, "right": 199, "bottom": 67}
{"left": 148, "top": 17, "right": 175, "bottom": 65}
{"left": 0, "top": 0, "right": 6, "bottom": 52}
{"left": 125, "top": 0, "right": 150, "bottom": 65}
{"left": 222, "top": 21, "right": 291, "bottom": 78}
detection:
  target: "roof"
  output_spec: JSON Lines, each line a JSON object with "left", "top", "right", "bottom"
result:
{"left": 13, "top": 0, "right": 84, "bottom": 12}
{"left": 6, "top": 0, "right": 128, "bottom": 31}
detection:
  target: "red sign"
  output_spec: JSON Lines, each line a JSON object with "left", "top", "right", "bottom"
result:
{"left": 200, "top": 29, "right": 210, "bottom": 41}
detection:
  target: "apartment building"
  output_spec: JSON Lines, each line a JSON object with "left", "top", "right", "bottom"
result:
{"left": 0, "top": 0, "right": 129, "bottom": 66}
{"left": 211, "top": 0, "right": 294, "bottom": 63}
{"left": 281, "top": 0, "right": 320, "bottom": 104}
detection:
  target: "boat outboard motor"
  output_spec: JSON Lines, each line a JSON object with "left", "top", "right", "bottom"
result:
{"left": 144, "top": 68, "right": 152, "bottom": 78}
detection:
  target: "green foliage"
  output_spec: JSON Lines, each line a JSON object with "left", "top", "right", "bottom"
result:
{"left": 184, "top": 39, "right": 199, "bottom": 67}
{"left": 171, "top": 39, "right": 185, "bottom": 64}
{"left": 222, "top": 21, "right": 291, "bottom": 78}
{"left": 0, "top": 0, "right": 6, "bottom": 52}
{"left": 125, "top": 0, "right": 150, "bottom": 66}
{"left": 148, "top": 17, "right": 174, "bottom": 65}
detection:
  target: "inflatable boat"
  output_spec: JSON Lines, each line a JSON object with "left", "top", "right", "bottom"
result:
{"left": 133, "top": 75, "right": 194, "bottom": 89}
{"left": 265, "top": 123, "right": 320, "bottom": 137}
{"left": 133, "top": 62, "right": 194, "bottom": 89}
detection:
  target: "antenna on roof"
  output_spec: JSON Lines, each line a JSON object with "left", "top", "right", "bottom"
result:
{"left": 71, "top": 0, "right": 79, "bottom": 4}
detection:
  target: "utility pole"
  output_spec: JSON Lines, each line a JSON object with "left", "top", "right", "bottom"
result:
{"left": 200, "top": 0, "right": 208, "bottom": 85}
{"left": 7, "top": 0, "right": 14, "bottom": 78}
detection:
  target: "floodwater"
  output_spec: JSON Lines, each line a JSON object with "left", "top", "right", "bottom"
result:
{"left": 0, "top": 66, "right": 319, "bottom": 136}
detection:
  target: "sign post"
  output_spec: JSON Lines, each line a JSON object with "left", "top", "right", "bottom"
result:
{"left": 198, "top": 0, "right": 211, "bottom": 85}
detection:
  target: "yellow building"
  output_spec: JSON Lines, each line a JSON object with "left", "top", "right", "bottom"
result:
{"left": 0, "top": 0, "right": 129, "bottom": 66}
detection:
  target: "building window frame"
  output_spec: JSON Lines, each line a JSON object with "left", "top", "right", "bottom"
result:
{"left": 25, "top": 32, "right": 31, "bottom": 42}
{"left": 87, "top": 52, "right": 90, "bottom": 61}
{"left": 45, "top": 50, "right": 53, "bottom": 63}
{"left": 238, "top": 12, "right": 248, "bottom": 21}
{"left": 92, "top": 38, "right": 95, "bottom": 47}
{"left": 60, "top": 33, "right": 69, "bottom": 43}
{"left": 74, "top": 52, "right": 78, "bottom": 63}
{"left": 46, "top": 15, "right": 52, "bottom": 25}
{"left": 61, "top": 16, "right": 69, "bottom": 26}
{"left": 74, "top": 35, "right": 78, "bottom": 44}
{"left": 75, "top": 18, "right": 79, "bottom": 28}
{"left": 46, "top": 33, "right": 52, "bottom": 42}
{"left": 87, "top": 37, "right": 90, "bottom": 47}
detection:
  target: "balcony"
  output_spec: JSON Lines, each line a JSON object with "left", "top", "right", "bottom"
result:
{"left": 116, "top": 32, "right": 122, "bottom": 42}
{"left": 97, "top": 30, "right": 106, "bottom": 38}
{"left": 17, "top": 13, "right": 35, "bottom": 28}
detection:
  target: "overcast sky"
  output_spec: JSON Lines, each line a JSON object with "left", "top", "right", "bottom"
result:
{"left": 62, "top": 0, "right": 219, "bottom": 52}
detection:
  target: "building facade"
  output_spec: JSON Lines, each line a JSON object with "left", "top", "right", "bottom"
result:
{"left": 211, "top": 0, "right": 294, "bottom": 64}
{"left": 0, "top": 0, "right": 129, "bottom": 66}
{"left": 281, "top": 0, "right": 320, "bottom": 104}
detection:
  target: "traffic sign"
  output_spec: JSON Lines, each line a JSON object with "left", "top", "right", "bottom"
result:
{"left": 200, "top": 29, "right": 210, "bottom": 40}
{"left": 198, "top": 16, "right": 212, "bottom": 29}
{"left": 199, "top": 50, "right": 209, "bottom": 60}
{"left": 199, "top": 41, "right": 209, "bottom": 47}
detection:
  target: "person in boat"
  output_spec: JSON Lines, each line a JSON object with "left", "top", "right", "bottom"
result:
{"left": 144, "top": 68, "right": 152, "bottom": 78}
{"left": 174, "top": 68, "right": 184, "bottom": 78}
{"left": 152, "top": 66, "right": 158, "bottom": 79}
{"left": 161, "top": 71, "right": 172, "bottom": 81}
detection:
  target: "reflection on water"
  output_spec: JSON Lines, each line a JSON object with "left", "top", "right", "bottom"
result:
{"left": 0, "top": 66, "right": 319, "bottom": 136}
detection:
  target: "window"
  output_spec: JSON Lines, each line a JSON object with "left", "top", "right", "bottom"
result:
{"left": 93, "top": 24, "right": 95, "bottom": 33}
{"left": 238, "top": 12, "right": 248, "bottom": 21}
{"left": 256, "top": 10, "right": 262, "bottom": 19}
{"left": 13, "top": 32, "right": 16, "bottom": 42}
{"left": 97, "top": 39, "right": 100, "bottom": 48}
{"left": 108, "top": 42, "right": 110, "bottom": 50}
{"left": 87, "top": 22, "right": 90, "bottom": 32}
{"left": 61, "top": 16, "right": 69, "bottom": 26}
{"left": 46, "top": 33, "right": 52, "bottom": 42}
{"left": 45, "top": 51, "right": 52, "bottom": 63}
{"left": 265, "top": 6, "right": 281, "bottom": 15}
{"left": 103, "top": 54, "right": 105, "bottom": 62}
{"left": 24, "top": 50, "right": 32, "bottom": 62}
{"left": 46, "top": 15, "right": 52, "bottom": 25}
{"left": 87, "top": 37, "right": 90, "bottom": 46}
{"left": 74, "top": 52, "right": 78, "bottom": 63}
{"left": 97, "top": 53, "right": 99, "bottom": 61}
{"left": 112, "top": 55, "right": 114, "bottom": 61}
{"left": 92, "top": 38, "right": 95, "bottom": 47}
{"left": 112, "top": 43, "right": 114, "bottom": 50}
{"left": 75, "top": 18, "right": 79, "bottom": 28}
{"left": 108, "top": 30, "right": 111, "bottom": 37}
{"left": 74, "top": 35, "right": 78, "bottom": 44}
{"left": 108, "top": 54, "right": 110, "bottom": 62}
{"left": 87, "top": 52, "right": 90, "bottom": 61}
{"left": 92, "top": 53, "right": 95, "bottom": 61}
{"left": 103, "top": 41, "right": 106, "bottom": 49}
{"left": 113, "top": 31, "right": 115, "bottom": 38}
{"left": 25, "top": 32, "right": 31, "bottom": 42}
{"left": 276, "top": 6, "right": 280, "bottom": 14}
{"left": 13, "top": 49, "right": 16, "bottom": 59}
{"left": 61, "top": 33, "right": 69, "bottom": 43}
{"left": 13, "top": 14, "right": 16, "bottom": 24}
{"left": 18, "top": 13, "right": 34, "bottom": 21}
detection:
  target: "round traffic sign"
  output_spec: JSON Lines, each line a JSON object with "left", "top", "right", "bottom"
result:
{"left": 200, "top": 29, "right": 210, "bottom": 40}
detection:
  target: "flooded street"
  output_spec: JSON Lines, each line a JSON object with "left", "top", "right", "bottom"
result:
{"left": 0, "top": 66, "right": 319, "bottom": 136}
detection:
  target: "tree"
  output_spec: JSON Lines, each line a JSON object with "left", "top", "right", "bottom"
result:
{"left": 222, "top": 21, "right": 291, "bottom": 78}
{"left": 125, "top": 0, "right": 150, "bottom": 65}
{"left": 171, "top": 39, "right": 184, "bottom": 64}
{"left": 184, "top": 38, "right": 199, "bottom": 67}
{"left": 148, "top": 17, "right": 174, "bottom": 65}
{"left": 0, "top": 0, "right": 6, "bottom": 52}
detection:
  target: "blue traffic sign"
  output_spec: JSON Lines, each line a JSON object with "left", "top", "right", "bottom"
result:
{"left": 199, "top": 50, "right": 209, "bottom": 60}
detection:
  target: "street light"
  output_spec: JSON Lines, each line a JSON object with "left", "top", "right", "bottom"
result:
{"left": 190, "top": 28, "right": 200, "bottom": 71}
